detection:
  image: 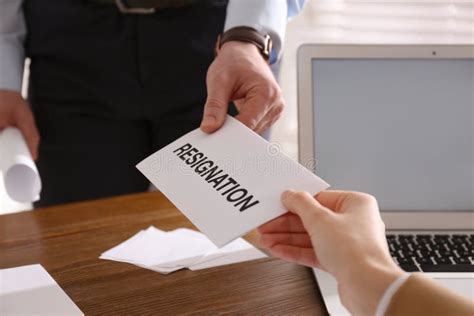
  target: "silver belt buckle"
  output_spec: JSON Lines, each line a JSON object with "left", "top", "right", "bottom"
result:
{"left": 115, "top": 0, "right": 155, "bottom": 14}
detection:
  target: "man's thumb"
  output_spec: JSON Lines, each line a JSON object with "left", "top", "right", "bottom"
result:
{"left": 200, "top": 82, "right": 230, "bottom": 133}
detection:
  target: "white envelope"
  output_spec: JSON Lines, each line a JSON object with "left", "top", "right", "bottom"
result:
{"left": 137, "top": 116, "right": 329, "bottom": 247}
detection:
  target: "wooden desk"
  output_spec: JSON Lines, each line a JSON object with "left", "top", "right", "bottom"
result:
{"left": 0, "top": 192, "right": 327, "bottom": 315}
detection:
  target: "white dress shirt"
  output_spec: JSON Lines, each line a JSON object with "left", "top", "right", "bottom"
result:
{"left": 225, "top": 0, "right": 306, "bottom": 64}
{"left": 0, "top": 0, "right": 306, "bottom": 92}
{"left": 0, "top": 0, "right": 26, "bottom": 93}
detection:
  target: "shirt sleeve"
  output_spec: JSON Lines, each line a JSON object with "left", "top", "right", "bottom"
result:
{"left": 0, "top": 0, "right": 26, "bottom": 93}
{"left": 375, "top": 273, "right": 411, "bottom": 316}
{"left": 287, "top": 0, "right": 307, "bottom": 18}
{"left": 224, "top": 0, "right": 307, "bottom": 64}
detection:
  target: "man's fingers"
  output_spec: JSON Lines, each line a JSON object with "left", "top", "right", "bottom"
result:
{"left": 259, "top": 232, "right": 313, "bottom": 248}
{"left": 254, "top": 112, "right": 282, "bottom": 135}
{"left": 0, "top": 91, "right": 40, "bottom": 160}
{"left": 234, "top": 86, "right": 273, "bottom": 130}
{"left": 16, "top": 108, "right": 40, "bottom": 160}
{"left": 269, "top": 244, "right": 319, "bottom": 268}
{"left": 258, "top": 213, "right": 306, "bottom": 234}
{"left": 253, "top": 98, "right": 284, "bottom": 134}
{"left": 234, "top": 99, "right": 267, "bottom": 130}
{"left": 281, "top": 190, "right": 331, "bottom": 231}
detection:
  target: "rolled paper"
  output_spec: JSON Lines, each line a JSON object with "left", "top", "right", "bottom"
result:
{"left": 0, "top": 127, "right": 41, "bottom": 203}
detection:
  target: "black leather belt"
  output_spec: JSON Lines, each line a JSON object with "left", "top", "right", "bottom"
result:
{"left": 89, "top": 0, "right": 198, "bottom": 14}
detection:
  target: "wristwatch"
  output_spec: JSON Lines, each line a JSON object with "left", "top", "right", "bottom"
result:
{"left": 215, "top": 26, "right": 273, "bottom": 62}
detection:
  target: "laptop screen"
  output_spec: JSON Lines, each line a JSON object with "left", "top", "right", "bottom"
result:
{"left": 312, "top": 58, "right": 473, "bottom": 212}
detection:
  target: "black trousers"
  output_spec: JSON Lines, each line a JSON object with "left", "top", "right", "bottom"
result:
{"left": 23, "top": 0, "right": 231, "bottom": 207}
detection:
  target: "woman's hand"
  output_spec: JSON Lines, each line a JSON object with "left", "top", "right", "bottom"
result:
{"left": 258, "top": 190, "right": 406, "bottom": 315}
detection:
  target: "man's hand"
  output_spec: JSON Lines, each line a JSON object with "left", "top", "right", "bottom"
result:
{"left": 0, "top": 90, "right": 40, "bottom": 160}
{"left": 258, "top": 190, "right": 406, "bottom": 315}
{"left": 201, "top": 41, "right": 284, "bottom": 134}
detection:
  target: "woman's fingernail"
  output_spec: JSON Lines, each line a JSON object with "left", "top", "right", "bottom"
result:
{"left": 281, "top": 190, "right": 294, "bottom": 201}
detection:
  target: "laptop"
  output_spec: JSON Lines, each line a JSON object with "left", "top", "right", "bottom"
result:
{"left": 296, "top": 44, "right": 474, "bottom": 315}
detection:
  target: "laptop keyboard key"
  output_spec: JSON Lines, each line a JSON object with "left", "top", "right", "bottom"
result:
{"left": 430, "top": 243, "right": 446, "bottom": 250}
{"left": 417, "top": 234, "right": 431, "bottom": 239}
{"left": 397, "top": 257, "right": 413, "bottom": 264}
{"left": 457, "top": 250, "right": 470, "bottom": 257}
{"left": 421, "top": 264, "right": 474, "bottom": 273}
{"left": 413, "top": 242, "right": 431, "bottom": 251}
{"left": 417, "top": 249, "right": 431, "bottom": 257}
{"left": 399, "top": 263, "right": 420, "bottom": 272}
{"left": 434, "top": 256, "right": 452, "bottom": 265}
{"left": 454, "top": 257, "right": 470, "bottom": 265}
{"left": 451, "top": 237, "right": 466, "bottom": 244}
{"left": 417, "top": 256, "right": 433, "bottom": 265}
{"left": 438, "top": 249, "right": 453, "bottom": 257}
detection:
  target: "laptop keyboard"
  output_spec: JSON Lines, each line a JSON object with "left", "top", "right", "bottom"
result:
{"left": 387, "top": 234, "right": 474, "bottom": 272}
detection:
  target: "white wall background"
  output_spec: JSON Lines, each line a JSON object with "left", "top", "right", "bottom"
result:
{"left": 1, "top": 0, "right": 473, "bottom": 214}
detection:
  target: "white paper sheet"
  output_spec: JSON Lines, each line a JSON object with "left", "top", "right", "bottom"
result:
{"left": 138, "top": 228, "right": 216, "bottom": 268}
{"left": 0, "top": 264, "right": 83, "bottom": 316}
{"left": 0, "top": 127, "right": 41, "bottom": 202}
{"left": 136, "top": 116, "right": 329, "bottom": 247}
{"left": 100, "top": 227, "right": 266, "bottom": 274}
{"left": 189, "top": 238, "right": 266, "bottom": 270}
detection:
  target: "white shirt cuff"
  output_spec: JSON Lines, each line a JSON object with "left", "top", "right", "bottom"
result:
{"left": 224, "top": 0, "right": 288, "bottom": 63}
{"left": 0, "top": 37, "right": 24, "bottom": 92}
{"left": 375, "top": 273, "right": 411, "bottom": 316}
{"left": 0, "top": 0, "right": 26, "bottom": 92}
